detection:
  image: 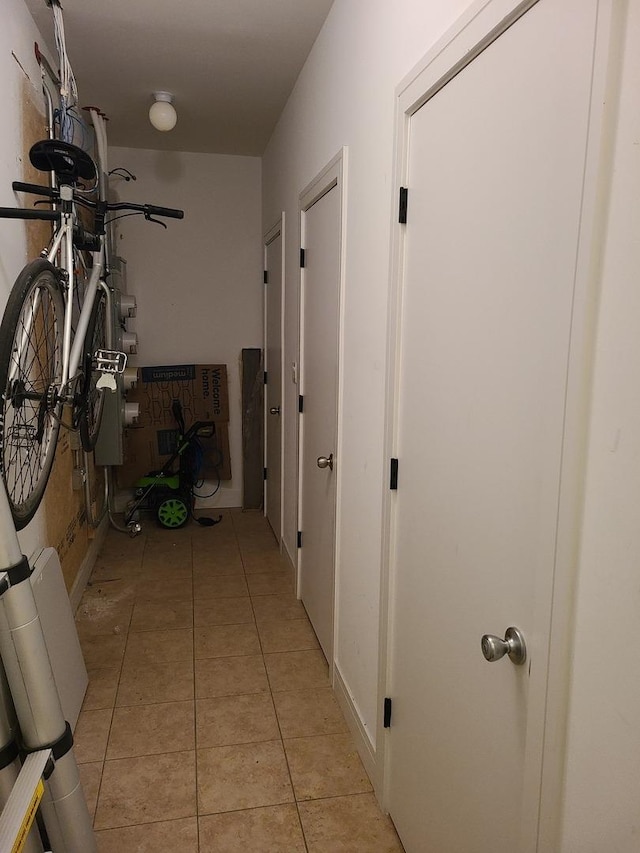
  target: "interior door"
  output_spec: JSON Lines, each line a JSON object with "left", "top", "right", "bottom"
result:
{"left": 299, "top": 161, "right": 342, "bottom": 661}
{"left": 265, "top": 223, "right": 283, "bottom": 541}
{"left": 387, "top": 1, "right": 599, "bottom": 850}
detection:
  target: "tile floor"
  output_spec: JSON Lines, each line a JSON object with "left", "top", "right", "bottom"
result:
{"left": 73, "top": 508, "right": 405, "bottom": 852}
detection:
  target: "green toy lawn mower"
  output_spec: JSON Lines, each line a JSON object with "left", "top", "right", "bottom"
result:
{"left": 125, "top": 400, "right": 222, "bottom": 530}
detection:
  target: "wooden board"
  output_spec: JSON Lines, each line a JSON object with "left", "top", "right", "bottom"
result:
{"left": 241, "top": 348, "right": 264, "bottom": 510}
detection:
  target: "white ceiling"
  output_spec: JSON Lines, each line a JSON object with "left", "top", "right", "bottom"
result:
{"left": 24, "top": 0, "right": 335, "bottom": 156}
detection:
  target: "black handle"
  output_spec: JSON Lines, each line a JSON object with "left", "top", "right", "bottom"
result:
{"left": 0, "top": 207, "right": 60, "bottom": 221}
{"left": 105, "top": 201, "right": 184, "bottom": 220}
{"left": 12, "top": 181, "right": 58, "bottom": 199}
{"left": 144, "top": 204, "right": 184, "bottom": 220}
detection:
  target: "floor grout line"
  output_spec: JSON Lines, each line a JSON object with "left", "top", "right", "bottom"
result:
{"left": 79, "top": 511, "right": 394, "bottom": 850}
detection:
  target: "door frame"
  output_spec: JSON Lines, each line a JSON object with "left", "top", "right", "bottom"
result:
{"left": 297, "top": 148, "right": 348, "bottom": 672}
{"left": 263, "top": 215, "right": 286, "bottom": 545}
{"left": 377, "top": 0, "right": 619, "bottom": 848}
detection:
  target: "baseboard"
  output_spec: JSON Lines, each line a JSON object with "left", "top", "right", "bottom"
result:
{"left": 282, "top": 537, "right": 299, "bottom": 595}
{"left": 281, "top": 540, "right": 297, "bottom": 590}
{"left": 333, "top": 662, "right": 377, "bottom": 787}
{"left": 69, "top": 513, "right": 109, "bottom": 613}
{"left": 282, "top": 537, "right": 296, "bottom": 566}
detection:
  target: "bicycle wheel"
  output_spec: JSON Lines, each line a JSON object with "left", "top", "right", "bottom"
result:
{"left": 78, "top": 286, "right": 107, "bottom": 451}
{"left": 0, "top": 259, "right": 64, "bottom": 529}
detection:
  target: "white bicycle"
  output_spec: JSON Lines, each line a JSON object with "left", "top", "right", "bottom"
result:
{"left": 0, "top": 128, "right": 183, "bottom": 529}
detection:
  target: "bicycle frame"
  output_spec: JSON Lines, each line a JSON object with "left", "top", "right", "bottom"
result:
{"left": 51, "top": 105, "right": 108, "bottom": 399}
{"left": 6, "top": 106, "right": 108, "bottom": 406}
{"left": 5, "top": 189, "right": 105, "bottom": 405}
{"left": 45, "top": 188, "right": 105, "bottom": 396}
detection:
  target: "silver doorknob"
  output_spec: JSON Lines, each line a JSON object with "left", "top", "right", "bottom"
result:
{"left": 269, "top": 406, "right": 280, "bottom": 415}
{"left": 481, "top": 626, "right": 527, "bottom": 666}
{"left": 316, "top": 454, "right": 334, "bottom": 471}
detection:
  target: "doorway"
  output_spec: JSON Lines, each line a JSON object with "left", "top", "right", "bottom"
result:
{"left": 382, "top": 0, "right": 610, "bottom": 850}
{"left": 298, "top": 152, "right": 345, "bottom": 663}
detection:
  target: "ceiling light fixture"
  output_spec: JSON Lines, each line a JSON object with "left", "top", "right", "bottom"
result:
{"left": 149, "top": 91, "right": 177, "bottom": 132}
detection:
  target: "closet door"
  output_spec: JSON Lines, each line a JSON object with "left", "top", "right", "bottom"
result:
{"left": 387, "top": 1, "right": 600, "bottom": 850}
{"left": 298, "top": 157, "right": 343, "bottom": 661}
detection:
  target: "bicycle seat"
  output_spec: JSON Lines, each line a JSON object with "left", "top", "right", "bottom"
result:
{"left": 29, "top": 139, "right": 97, "bottom": 184}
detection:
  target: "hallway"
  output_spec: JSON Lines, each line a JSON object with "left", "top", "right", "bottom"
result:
{"left": 72, "top": 510, "right": 404, "bottom": 851}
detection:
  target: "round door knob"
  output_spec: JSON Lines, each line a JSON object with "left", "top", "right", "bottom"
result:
{"left": 269, "top": 406, "right": 280, "bottom": 415}
{"left": 316, "top": 454, "right": 334, "bottom": 471}
{"left": 481, "top": 626, "right": 526, "bottom": 666}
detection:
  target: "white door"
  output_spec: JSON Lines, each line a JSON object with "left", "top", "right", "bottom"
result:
{"left": 387, "top": 1, "right": 601, "bottom": 851}
{"left": 298, "top": 157, "right": 343, "bottom": 661}
{"left": 264, "top": 222, "right": 283, "bottom": 542}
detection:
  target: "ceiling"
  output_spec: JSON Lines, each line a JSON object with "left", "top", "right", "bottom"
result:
{"left": 24, "top": 0, "right": 335, "bottom": 156}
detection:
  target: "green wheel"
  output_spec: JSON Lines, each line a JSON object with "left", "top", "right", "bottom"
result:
{"left": 156, "top": 496, "right": 189, "bottom": 528}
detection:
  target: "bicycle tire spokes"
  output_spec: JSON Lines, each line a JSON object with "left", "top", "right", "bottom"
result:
{"left": 4, "top": 285, "right": 60, "bottom": 495}
{"left": 0, "top": 263, "right": 63, "bottom": 528}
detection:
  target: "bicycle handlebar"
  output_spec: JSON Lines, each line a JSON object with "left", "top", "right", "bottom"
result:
{"left": 143, "top": 203, "right": 184, "bottom": 220}
{"left": 0, "top": 207, "right": 60, "bottom": 221}
{"left": 10, "top": 181, "right": 184, "bottom": 220}
{"left": 107, "top": 202, "right": 184, "bottom": 219}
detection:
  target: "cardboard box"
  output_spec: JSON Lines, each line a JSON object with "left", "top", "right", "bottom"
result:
{"left": 118, "top": 364, "right": 231, "bottom": 488}
{"left": 127, "top": 364, "right": 229, "bottom": 427}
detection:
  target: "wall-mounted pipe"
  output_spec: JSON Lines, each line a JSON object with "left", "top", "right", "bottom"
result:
{"left": 106, "top": 468, "right": 141, "bottom": 537}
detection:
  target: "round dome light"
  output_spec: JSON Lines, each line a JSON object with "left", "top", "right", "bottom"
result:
{"left": 149, "top": 92, "right": 177, "bottom": 132}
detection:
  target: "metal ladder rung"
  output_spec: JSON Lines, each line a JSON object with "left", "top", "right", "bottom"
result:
{"left": 0, "top": 749, "right": 51, "bottom": 853}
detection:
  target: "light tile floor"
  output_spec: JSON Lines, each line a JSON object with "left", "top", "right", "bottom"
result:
{"left": 74, "top": 508, "right": 405, "bottom": 852}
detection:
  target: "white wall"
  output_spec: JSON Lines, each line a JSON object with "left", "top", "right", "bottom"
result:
{"left": 560, "top": 2, "right": 640, "bottom": 849}
{"left": 263, "top": 0, "right": 475, "bottom": 750}
{"left": 109, "top": 147, "right": 262, "bottom": 507}
{"left": 0, "top": 0, "right": 53, "bottom": 554}
{"left": 265, "top": 2, "right": 640, "bottom": 843}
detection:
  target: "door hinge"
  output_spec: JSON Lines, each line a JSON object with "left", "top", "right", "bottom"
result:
{"left": 390, "top": 458, "right": 399, "bottom": 490}
{"left": 398, "top": 187, "right": 408, "bottom": 224}
{"left": 264, "top": 370, "right": 268, "bottom": 385}
{"left": 263, "top": 270, "right": 269, "bottom": 284}
{"left": 263, "top": 467, "right": 268, "bottom": 481}
{"left": 300, "top": 248, "right": 306, "bottom": 268}
{"left": 298, "top": 395, "right": 304, "bottom": 413}
{"left": 384, "top": 697, "right": 392, "bottom": 728}
{"left": 297, "top": 531, "right": 303, "bottom": 548}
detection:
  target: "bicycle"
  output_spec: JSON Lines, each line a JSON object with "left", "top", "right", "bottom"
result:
{"left": 0, "top": 131, "right": 184, "bottom": 530}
